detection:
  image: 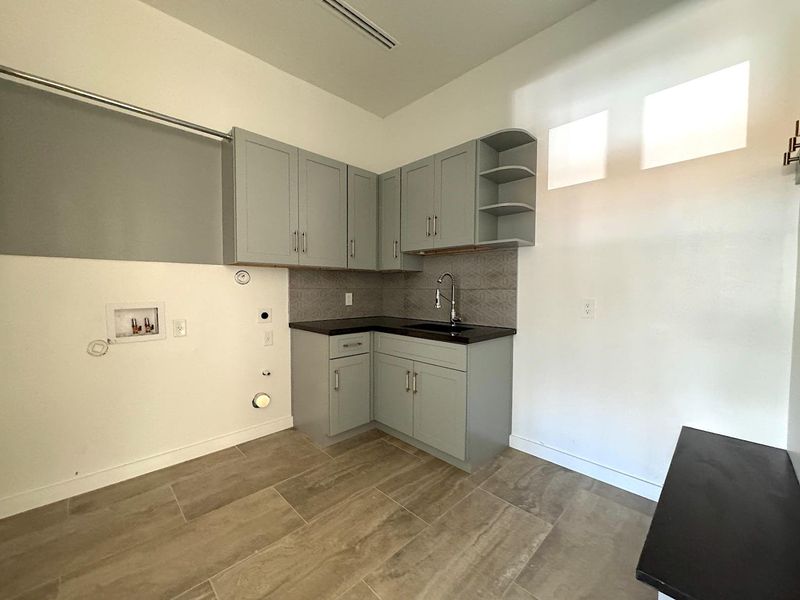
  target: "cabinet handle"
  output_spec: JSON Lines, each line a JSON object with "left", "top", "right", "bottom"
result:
{"left": 293, "top": 230, "right": 298, "bottom": 253}
{"left": 394, "top": 240, "right": 399, "bottom": 259}
{"left": 350, "top": 239, "right": 355, "bottom": 258}
{"left": 334, "top": 369, "right": 340, "bottom": 390}
{"left": 301, "top": 232, "right": 307, "bottom": 253}
{"left": 342, "top": 342, "right": 362, "bottom": 348}
{"left": 412, "top": 372, "right": 418, "bottom": 394}
{"left": 433, "top": 215, "right": 438, "bottom": 236}
{"left": 426, "top": 216, "right": 431, "bottom": 237}
{"left": 405, "top": 370, "right": 411, "bottom": 392}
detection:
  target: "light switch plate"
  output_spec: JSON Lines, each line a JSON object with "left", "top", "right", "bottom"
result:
{"left": 345, "top": 292, "right": 353, "bottom": 306}
{"left": 581, "top": 299, "right": 596, "bottom": 319}
{"left": 263, "top": 330, "right": 273, "bottom": 346}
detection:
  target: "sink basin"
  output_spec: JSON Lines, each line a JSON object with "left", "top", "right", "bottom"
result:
{"left": 403, "top": 323, "right": 473, "bottom": 334}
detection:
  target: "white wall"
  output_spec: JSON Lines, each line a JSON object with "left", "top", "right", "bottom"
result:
{"left": 380, "top": 0, "right": 800, "bottom": 498}
{"left": 0, "top": 0, "right": 383, "bottom": 517}
{"left": 789, "top": 204, "right": 800, "bottom": 482}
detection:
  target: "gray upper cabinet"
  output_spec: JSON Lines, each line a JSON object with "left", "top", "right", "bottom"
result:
{"left": 434, "top": 141, "right": 476, "bottom": 249}
{"left": 299, "top": 150, "right": 348, "bottom": 268}
{"left": 412, "top": 361, "right": 467, "bottom": 460}
{"left": 347, "top": 166, "right": 378, "bottom": 270}
{"left": 378, "top": 169, "right": 422, "bottom": 272}
{"left": 373, "top": 352, "right": 414, "bottom": 436}
{"left": 223, "top": 128, "right": 299, "bottom": 266}
{"left": 401, "top": 155, "right": 435, "bottom": 252}
{"left": 400, "top": 141, "right": 478, "bottom": 253}
{"left": 329, "top": 353, "right": 371, "bottom": 436}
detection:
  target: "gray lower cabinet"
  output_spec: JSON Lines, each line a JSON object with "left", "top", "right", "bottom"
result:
{"left": 378, "top": 169, "right": 421, "bottom": 272}
{"left": 347, "top": 166, "right": 378, "bottom": 270}
{"left": 299, "top": 149, "right": 348, "bottom": 268}
{"left": 373, "top": 352, "right": 414, "bottom": 436}
{"left": 223, "top": 128, "right": 299, "bottom": 266}
{"left": 412, "top": 361, "right": 467, "bottom": 460}
{"left": 329, "top": 353, "right": 371, "bottom": 435}
{"left": 291, "top": 330, "right": 373, "bottom": 447}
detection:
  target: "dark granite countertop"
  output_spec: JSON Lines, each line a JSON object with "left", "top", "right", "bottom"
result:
{"left": 636, "top": 427, "right": 800, "bottom": 600}
{"left": 289, "top": 316, "right": 515, "bottom": 345}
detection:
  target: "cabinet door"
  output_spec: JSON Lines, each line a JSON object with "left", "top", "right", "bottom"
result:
{"left": 347, "top": 166, "right": 377, "bottom": 270}
{"left": 299, "top": 150, "right": 348, "bottom": 268}
{"left": 373, "top": 353, "right": 414, "bottom": 436}
{"left": 329, "top": 354, "right": 371, "bottom": 436}
{"left": 433, "top": 140, "right": 476, "bottom": 249}
{"left": 378, "top": 169, "right": 401, "bottom": 271}
{"left": 413, "top": 362, "right": 467, "bottom": 460}
{"left": 401, "top": 155, "right": 435, "bottom": 252}
{"left": 227, "top": 128, "right": 299, "bottom": 265}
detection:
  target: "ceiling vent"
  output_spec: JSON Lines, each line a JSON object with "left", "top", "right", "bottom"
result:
{"left": 320, "top": 0, "right": 398, "bottom": 50}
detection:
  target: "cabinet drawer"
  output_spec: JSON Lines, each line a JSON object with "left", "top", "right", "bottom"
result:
{"left": 374, "top": 333, "right": 466, "bottom": 371}
{"left": 329, "top": 332, "right": 371, "bottom": 358}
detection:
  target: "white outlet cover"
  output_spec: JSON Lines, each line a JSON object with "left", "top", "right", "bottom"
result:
{"left": 264, "top": 330, "right": 273, "bottom": 346}
{"left": 173, "top": 319, "right": 187, "bottom": 337}
{"left": 581, "top": 299, "right": 596, "bottom": 319}
{"left": 257, "top": 308, "right": 272, "bottom": 323}
{"left": 345, "top": 292, "right": 353, "bottom": 306}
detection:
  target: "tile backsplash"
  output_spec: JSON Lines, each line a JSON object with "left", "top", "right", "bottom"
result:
{"left": 288, "top": 248, "right": 517, "bottom": 328}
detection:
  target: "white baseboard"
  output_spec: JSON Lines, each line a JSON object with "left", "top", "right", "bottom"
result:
{"left": 509, "top": 434, "right": 662, "bottom": 501}
{"left": 0, "top": 415, "right": 294, "bottom": 519}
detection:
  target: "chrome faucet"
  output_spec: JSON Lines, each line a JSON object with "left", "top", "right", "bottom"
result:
{"left": 435, "top": 272, "right": 462, "bottom": 326}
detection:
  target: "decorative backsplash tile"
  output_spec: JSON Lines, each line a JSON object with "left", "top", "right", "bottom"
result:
{"left": 288, "top": 249, "right": 517, "bottom": 328}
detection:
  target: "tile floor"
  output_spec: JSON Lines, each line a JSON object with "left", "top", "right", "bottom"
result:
{"left": 0, "top": 428, "right": 657, "bottom": 600}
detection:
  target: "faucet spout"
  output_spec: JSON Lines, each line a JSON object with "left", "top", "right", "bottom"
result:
{"left": 435, "top": 272, "right": 462, "bottom": 325}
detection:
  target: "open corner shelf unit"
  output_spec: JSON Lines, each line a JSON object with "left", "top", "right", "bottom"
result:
{"left": 476, "top": 128, "right": 537, "bottom": 247}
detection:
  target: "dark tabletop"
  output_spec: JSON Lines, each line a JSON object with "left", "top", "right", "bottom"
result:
{"left": 636, "top": 427, "right": 800, "bottom": 600}
{"left": 288, "top": 316, "right": 515, "bottom": 345}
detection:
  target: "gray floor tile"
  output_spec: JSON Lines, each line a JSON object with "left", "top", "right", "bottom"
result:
{"left": 275, "top": 439, "right": 420, "bottom": 521}
{"left": 503, "top": 583, "right": 537, "bottom": 599}
{"left": 211, "top": 488, "right": 426, "bottom": 600}
{"left": 0, "top": 486, "right": 184, "bottom": 598}
{"left": 515, "top": 489, "right": 656, "bottom": 600}
{"left": 365, "top": 489, "right": 551, "bottom": 600}
{"left": 0, "top": 500, "right": 68, "bottom": 543}
{"left": 589, "top": 480, "right": 657, "bottom": 517}
{"left": 377, "top": 455, "right": 477, "bottom": 523}
{"left": 59, "top": 487, "right": 304, "bottom": 600}
{"left": 173, "top": 581, "right": 218, "bottom": 600}
{"left": 325, "top": 428, "right": 386, "bottom": 458}
{"left": 481, "top": 452, "right": 593, "bottom": 523}
{"left": 382, "top": 434, "right": 429, "bottom": 458}
{"left": 336, "top": 581, "right": 380, "bottom": 600}
{"left": 70, "top": 448, "right": 243, "bottom": 515}
{"left": 174, "top": 430, "right": 330, "bottom": 520}
{"left": 9, "top": 579, "right": 60, "bottom": 600}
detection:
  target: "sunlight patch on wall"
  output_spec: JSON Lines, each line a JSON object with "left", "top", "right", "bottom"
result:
{"left": 642, "top": 62, "right": 750, "bottom": 170}
{"left": 548, "top": 111, "right": 609, "bottom": 190}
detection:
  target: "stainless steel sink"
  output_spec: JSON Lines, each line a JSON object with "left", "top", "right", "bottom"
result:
{"left": 403, "top": 323, "right": 473, "bottom": 334}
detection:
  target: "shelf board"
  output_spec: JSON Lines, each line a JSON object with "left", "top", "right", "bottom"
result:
{"left": 479, "top": 202, "right": 535, "bottom": 216}
{"left": 479, "top": 165, "right": 535, "bottom": 184}
{"left": 476, "top": 238, "right": 534, "bottom": 249}
{"left": 480, "top": 128, "right": 537, "bottom": 152}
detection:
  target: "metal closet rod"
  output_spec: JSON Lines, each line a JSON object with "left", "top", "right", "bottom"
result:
{"left": 0, "top": 64, "right": 232, "bottom": 141}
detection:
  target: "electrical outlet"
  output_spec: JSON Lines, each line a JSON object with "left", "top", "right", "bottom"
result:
{"left": 345, "top": 292, "right": 353, "bottom": 306}
{"left": 263, "top": 329, "right": 273, "bottom": 346}
{"left": 173, "top": 319, "right": 187, "bottom": 337}
{"left": 581, "top": 299, "right": 596, "bottom": 319}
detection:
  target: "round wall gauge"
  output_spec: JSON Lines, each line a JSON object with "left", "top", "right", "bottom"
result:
{"left": 234, "top": 270, "right": 251, "bottom": 285}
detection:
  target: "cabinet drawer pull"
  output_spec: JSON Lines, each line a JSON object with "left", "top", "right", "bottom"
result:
{"left": 293, "top": 230, "right": 298, "bottom": 253}
{"left": 433, "top": 215, "right": 438, "bottom": 236}
{"left": 301, "top": 232, "right": 307, "bottom": 253}
{"left": 342, "top": 342, "right": 362, "bottom": 348}
{"left": 334, "top": 369, "right": 340, "bottom": 390}
{"left": 350, "top": 239, "right": 355, "bottom": 258}
{"left": 405, "top": 370, "right": 411, "bottom": 391}
{"left": 426, "top": 216, "right": 431, "bottom": 237}
{"left": 412, "top": 372, "right": 418, "bottom": 394}
{"left": 393, "top": 240, "right": 399, "bottom": 259}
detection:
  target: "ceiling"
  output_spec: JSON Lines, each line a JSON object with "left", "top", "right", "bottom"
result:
{"left": 140, "top": 0, "right": 595, "bottom": 117}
